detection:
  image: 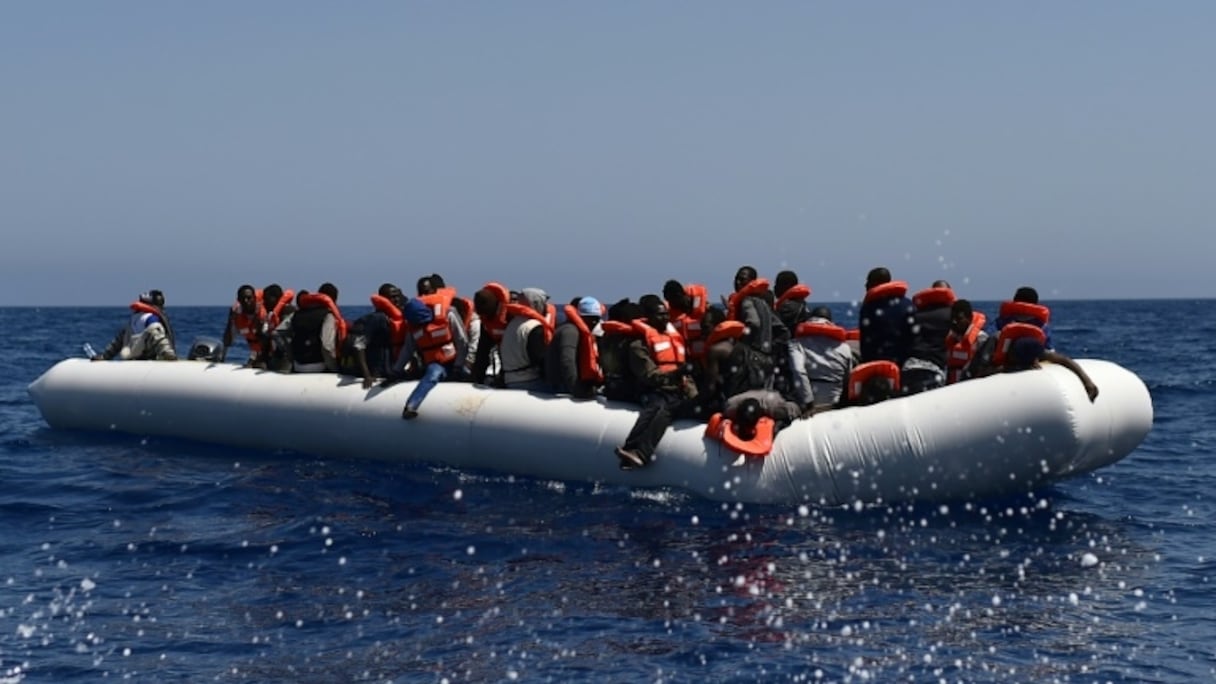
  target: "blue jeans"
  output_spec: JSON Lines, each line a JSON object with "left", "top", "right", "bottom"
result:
{"left": 405, "top": 362, "right": 458, "bottom": 412}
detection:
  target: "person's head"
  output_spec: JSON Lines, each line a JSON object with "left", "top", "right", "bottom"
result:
{"left": 1007, "top": 336, "right": 1045, "bottom": 370}
{"left": 519, "top": 288, "right": 549, "bottom": 315}
{"left": 319, "top": 282, "right": 338, "bottom": 302}
{"left": 865, "top": 267, "right": 891, "bottom": 290}
{"left": 932, "top": 279, "right": 951, "bottom": 290}
{"left": 576, "top": 296, "right": 603, "bottom": 325}
{"left": 473, "top": 287, "right": 500, "bottom": 319}
{"left": 734, "top": 397, "right": 763, "bottom": 440}
{"left": 263, "top": 284, "right": 284, "bottom": 311}
{"left": 144, "top": 289, "right": 165, "bottom": 308}
{"left": 774, "top": 270, "right": 799, "bottom": 297}
{"left": 378, "top": 282, "right": 405, "bottom": 309}
{"left": 608, "top": 298, "right": 643, "bottom": 322}
{"left": 1014, "top": 286, "right": 1039, "bottom": 304}
{"left": 950, "top": 299, "right": 974, "bottom": 335}
{"left": 416, "top": 276, "right": 437, "bottom": 296}
{"left": 858, "top": 375, "right": 896, "bottom": 405}
{"left": 734, "top": 266, "right": 758, "bottom": 293}
{"left": 701, "top": 306, "right": 727, "bottom": 334}
{"left": 663, "top": 280, "right": 690, "bottom": 310}
{"left": 809, "top": 306, "right": 833, "bottom": 322}
{"left": 639, "top": 294, "right": 669, "bottom": 329}
{"left": 430, "top": 273, "right": 446, "bottom": 289}
{"left": 236, "top": 285, "right": 257, "bottom": 313}
{"left": 296, "top": 290, "right": 310, "bottom": 304}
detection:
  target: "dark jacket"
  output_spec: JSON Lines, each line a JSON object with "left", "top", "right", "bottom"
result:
{"left": 859, "top": 295, "right": 915, "bottom": 365}
{"left": 906, "top": 304, "right": 953, "bottom": 369}
{"left": 544, "top": 322, "right": 597, "bottom": 399}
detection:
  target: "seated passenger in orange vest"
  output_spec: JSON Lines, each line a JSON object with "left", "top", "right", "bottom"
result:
{"left": 724, "top": 266, "right": 789, "bottom": 394}
{"left": 773, "top": 270, "right": 813, "bottom": 331}
{"left": 500, "top": 288, "right": 555, "bottom": 392}
{"left": 222, "top": 283, "right": 294, "bottom": 368}
{"left": 944, "top": 299, "right": 988, "bottom": 384}
{"left": 988, "top": 323, "right": 1099, "bottom": 402}
{"left": 993, "top": 286, "right": 1053, "bottom": 349}
{"left": 615, "top": 295, "right": 699, "bottom": 471}
{"left": 92, "top": 290, "right": 177, "bottom": 361}
{"left": 598, "top": 299, "right": 646, "bottom": 403}
{"left": 469, "top": 283, "right": 512, "bottom": 384}
{"left": 662, "top": 279, "right": 710, "bottom": 362}
{"left": 788, "top": 306, "right": 855, "bottom": 414}
{"left": 858, "top": 267, "right": 915, "bottom": 365}
{"left": 397, "top": 290, "right": 470, "bottom": 419}
{"left": 846, "top": 360, "right": 901, "bottom": 407}
{"left": 339, "top": 283, "right": 408, "bottom": 389}
{"left": 902, "top": 280, "right": 956, "bottom": 395}
{"left": 544, "top": 296, "right": 603, "bottom": 399}
{"left": 425, "top": 273, "right": 479, "bottom": 377}
{"left": 289, "top": 283, "right": 346, "bottom": 373}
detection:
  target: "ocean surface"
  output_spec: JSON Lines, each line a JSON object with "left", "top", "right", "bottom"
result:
{"left": 1, "top": 300, "right": 1212, "bottom": 682}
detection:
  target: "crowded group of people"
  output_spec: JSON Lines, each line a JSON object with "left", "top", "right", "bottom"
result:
{"left": 94, "top": 265, "right": 1099, "bottom": 470}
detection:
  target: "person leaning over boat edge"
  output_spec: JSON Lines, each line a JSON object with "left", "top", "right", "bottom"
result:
{"left": 397, "top": 286, "right": 469, "bottom": 419}
{"left": 987, "top": 323, "right": 1098, "bottom": 402}
{"left": 93, "top": 290, "right": 177, "bottom": 361}
{"left": 615, "top": 295, "right": 699, "bottom": 470}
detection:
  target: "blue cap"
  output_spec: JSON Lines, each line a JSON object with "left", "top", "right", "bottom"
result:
{"left": 402, "top": 298, "right": 435, "bottom": 327}
{"left": 576, "top": 297, "right": 602, "bottom": 318}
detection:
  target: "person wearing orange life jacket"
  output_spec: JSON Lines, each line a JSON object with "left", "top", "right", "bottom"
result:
{"left": 725, "top": 265, "right": 790, "bottom": 394}
{"left": 338, "top": 283, "right": 408, "bottom": 389}
{"left": 470, "top": 282, "right": 512, "bottom": 384}
{"left": 221, "top": 283, "right": 295, "bottom": 368}
{"left": 992, "top": 285, "right": 1054, "bottom": 349}
{"left": 422, "top": 273, "right": 480, "bottom": 378}
{"left": 499, "top": 288, "right": 555, "bottom": 391}
{"left": 705, "top": 389, "right": 803, "bottom": 459}
{"left": 289, "top": 283, "right": 346, "bottom": 373}
{"left": 858, "top": 266, "right": 916, "bottom": 366}
{"left": 662, "top": 279, "right": 710, "bottom": 362}
{"left": 615, "top": 295, "right": 699, "bottom": 470}
{"left": 598, "top": 299, "right": 646, "bottom": 403}
{"left": 93, "top": 290, "right": 177, "bottom": 361}
{"left": 986, "top": 322, "right": 1099, "bottom": 402}
{"left": 773, "top": 270, "right": 813, "bottom": 331}
{"left": 944, "top": 299, "right": 988, "bottom": 384}
{"left": 902, "top": 280, "right": 957, "bottom": 395}
{"left": 260, "top": 284, "right": 297, "bottom": 371}
{"left": 544, "top": 296, "right": 604, "bottom": 399}
{"left": 845, "top": 360, "right": 902, "bottom": 407}
{"left": 787, "top": 306, "right": 855, "bottom": 413}
{"left": 396, "top": 287, "right": 470, "bottom": 419}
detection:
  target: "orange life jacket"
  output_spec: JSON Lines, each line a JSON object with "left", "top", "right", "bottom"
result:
{"left": 231, "top": 290, "right": 268, "bottom": 354}
{"left": 562, "top": 304, "right": 603, "bottom": 385}
{"left": 727, "top": 279, "right": 771, "bottom": 321}
{"left": 944, "top": 312, "right": 986, "bottom": 384}
{"left": 600, "top": 320, "right": 640, "bottom": 337}
{"left": 266, "top": 289, "right": 295, "bottom": 328}
{"left": 773, "top": 283, "right": 812, "bottom": 311}
{"left": 297, "top": 292, "right": 348, "bottom": 352}
{"left": 705, "top": 320, "right": 746, "bottom": 347}
{"left": 992, "top": 321, "right": 1047, "bottom": 368}
{"left": 631, "top": 320, "right": 686, "bottom": 373}
{"left": 848, "top": 360, "right": 901, "bottom": 401}
{"left": 705, "top": 412, "right": 776, "bottom": 457}
{"left": 670, "top": 283, "right": 710, "bottom": 361}
{"left": 130, "top": 300, "right": 160, "bottom": 317}
{"left": 845, "top": 328, "right": 861, "bottom": 342}
{"left": 912, "top": 286, "right": 956, "bottom": 310}
{"left": 369, "top": 294, "right": 407, "bottom": 360}
{"left": 863, "top": 281, "right": 909, "bottom": 304}
{"left": 998, "top": 300, "right": 1051, "bottom": 326}
{"left": 412, "top": 291, "right": 459, "bottom": 365}
{"left": 479, "top": 282, "right": 512, "bottom": 343}
{"left": 505, "top": 301, "right": 557, "bottom": 344}
{"left": 793, "top": 320, "right": 848, "bottom": 342}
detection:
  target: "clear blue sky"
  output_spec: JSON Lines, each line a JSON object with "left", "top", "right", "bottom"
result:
{"left": 2, "top": 2, "right": 1212, "bottom": 306}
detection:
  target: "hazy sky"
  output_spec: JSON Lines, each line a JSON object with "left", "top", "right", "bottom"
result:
{"left": 3, "top": 2, "right": 1212, "bottom": 306}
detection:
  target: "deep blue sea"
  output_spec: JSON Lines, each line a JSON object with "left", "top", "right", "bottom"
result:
{"left": 1, "top": 300, "right": 1213, "bottom": 682}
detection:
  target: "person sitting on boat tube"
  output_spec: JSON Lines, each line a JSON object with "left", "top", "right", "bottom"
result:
{"left": 221, "top": 283, "right": 294, "bottom": 368}
{"left": 663, "top": 279, "right": 710, "bottom": 364}
{"left": 598, "top": 299, "right": 645, "bottom": 403}
{"left": 787, "top": 306, "right": 854, "bottom": 414}
{"left": 423, "top": 273, "right": 480, "bottom": 378}
{"left": 289, "top": 282, "right": 346, "bottom": 373}
{"left": 987, "top": 323, "right": 1099, "bottom": 402}
{"left": 773, "top": 270, "right": 813, "bottom": 331}
{"left": 339, "top": 283, "right": 408, "bottom": 389}
{"left": 944, "top": 298, "right": 988, "bottom": 384}
{"left": 845, "top": 360, "right": 901, "bottom": 407}
{"left": 993, "top": 286, "right": 1054, "bottom": 350}
{"left": 499, "top": 288, "right": 555, "bottom": 392}
{"left": 902, "top": 280, "right": 956, "bottom": 395}
{"left": 92, "top": 291, "right": 177, "bottom": 361}
{"left": 615, "top": 295, "right": 699, "bottom": 470}
{"left": 858, "top": 266, "right": 915, "bottom": 366}
{"left": 396, "top": 286, "right": 470, "bottom": 420}
{"left": 545, "top": 296, "right": 604, "bottom": 400}
{"left": 724, "top": 266, "right": 789, "bottom": 395}
{"left": 469, "top": 282, "right": 513, "bottom": 385}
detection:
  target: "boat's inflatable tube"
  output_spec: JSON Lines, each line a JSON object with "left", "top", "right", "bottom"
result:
{"left": 28, "top": 359, "right": 1152, "bottom": 505}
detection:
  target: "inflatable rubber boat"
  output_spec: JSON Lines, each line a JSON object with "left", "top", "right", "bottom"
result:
{"left": 27, "top": 358, "right": 1152, "bottom": 505}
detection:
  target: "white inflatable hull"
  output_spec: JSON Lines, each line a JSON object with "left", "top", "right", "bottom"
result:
{"left": 28, "top": 359, "right": 1152, "bottom": 505}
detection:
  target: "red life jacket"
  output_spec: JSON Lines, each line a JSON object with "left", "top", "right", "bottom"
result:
{"left": 992, "top": 322, "right": 1047, "bottom": 368}
{"left": 727, "top": 278, "right": 771, "bottom": 321}
{"left": 412, "top": 291, "right": 459, "bottom": 365}
{"left": 505, "top": 301, "right": 557, "bottom": 344}
{"left": 793, "top": 320, "right": 847, "bottom": 342}
{"left": 845, "top": 328, "right": 861, "bottom": 342}
{"left": 631, "top": 320, "right": 686, "bottom": 373}
{"left": 600, "top": 320, "right": 640, "bottom": 337}
{"left": 670, "top": 283, "right": 710, "bottom": 361}
{"left": 297, "top": 292, "right": 348, "bottom": 352}
{"left": 863, "top": 281, "right": 909, "bottom": 304}
{"left": 130, "top": 300, "right": 160, "bottom": 317}
{"left": 774, "top": 283, "right": 812, "bottom": 311}
{"left": 944, "top": 312, "right": 986, "bottom": 384}
{"left": 266, "top": 289, "right": 295, "bottom": 328}
{"left": 479, "top": 282, "right": 512, "bottom": 343}
{"left": 369, "top": 294, "right": 407, "bottom": 360}
{"left": 705, "top": 320, "right": 746, "bottom": 347}
{"left": 912, "top": 286, "right": 956, "bottom": 310}
{"left": 705, "top": 412, "right": 776, "bottom": 457}
{"left": 562, "top": 304, "right": 603, "bottom": 385}
{"left": 848, "top": 360, "right": 901, "bottom": 401}
{"left": 999, "top": 300, "right": 1051, "bottom": 326}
